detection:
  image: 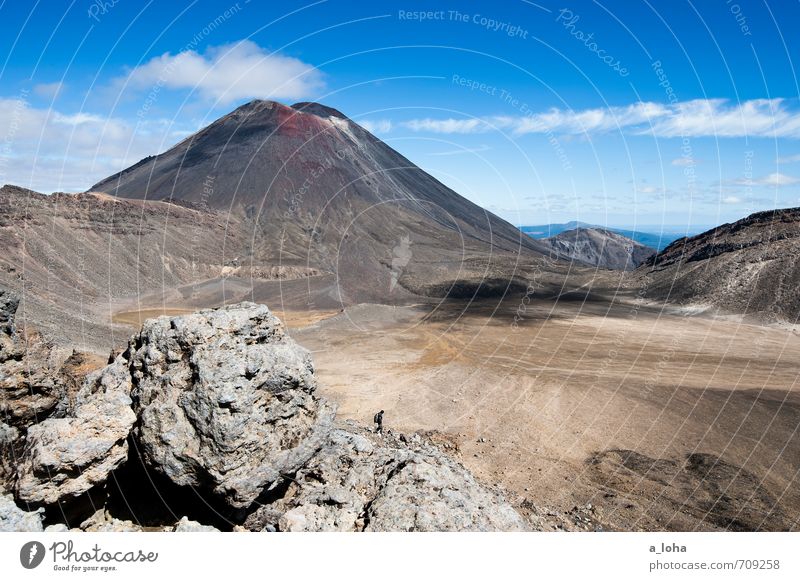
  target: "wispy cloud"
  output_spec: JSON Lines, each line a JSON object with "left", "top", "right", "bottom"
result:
{"left": 777, "top": 153, "right": 800, "bottom": 164}
{"left": 33, "top": 82, "right": 65, "bottom": 99}
{"left": 635, "top": 184, "right": 665, "bottom": 194}
{"left": 0, "top": 98, "right": 184, "bottom": 192}
{"left": 403, "top": 118, "right": 491, "bottom": 134}
{"left": 357, "top": 119, "right": 392, "bottom": 134}
{"left": 733, "top": 172, "right": 800, "bottom": 187}
{"left": 117, "top": 40, "right": 323, "bottom": 104}
{"left": 399, "top": 98, "right": 800, "bottom": 139}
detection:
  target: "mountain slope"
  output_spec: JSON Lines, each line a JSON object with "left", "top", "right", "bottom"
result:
{"left": 541, "top": 228, "right": 656, "bottom": 270}
{"left": 0, "top": 185, "right": 253, "bottom": 348}
{"left": 634, "top": 208, "right": 800, "bottom": 321}
{"left": 91, "top": 100, "right": 548, "bottom": 300}
{"left": 0, "top": 102, "right": 572, "bottom": 349}
{"left": 522, "top": 221, "right": 685, "bottom": 251}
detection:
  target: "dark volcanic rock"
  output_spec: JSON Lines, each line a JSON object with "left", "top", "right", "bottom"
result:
{"left": 89, "top": 99, "right": 549, "bottom": 303}
{"left": 633, "top": 207, "right": 800, "bottom": 321}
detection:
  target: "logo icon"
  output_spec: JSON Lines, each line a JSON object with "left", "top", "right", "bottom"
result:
{"left": 19, "top": 541, "right": 45, "bottom": 569}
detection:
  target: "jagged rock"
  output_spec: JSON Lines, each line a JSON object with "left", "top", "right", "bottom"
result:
{"left": 0, "top": 287, "right": 18, "bottom": 335}
{"left": 244, "top": 424, "right": 529, "bottom": 532}
{"left": 128, "top": 303, "right": 336, "bottom": 509}
{"left": 80, "top": 509, "right": 143, "bottom": 532}
{"left": 0, "top": 493, "right": 43, "bottom": 531}
{"left": 173, "top": 516, "right": 220, "bottom": 532}
{"left": 0, "top": 421, "right": 20, "bottom": 488}
{"left": 15, "top": 357, "right": 135, "bottom": 504}
{"left": 0, "top": 287, "right": 70, "bottom": 427}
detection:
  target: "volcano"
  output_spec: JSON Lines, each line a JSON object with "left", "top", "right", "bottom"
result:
{"left": 90, "top": 100, "right": 549, "bottom": 301}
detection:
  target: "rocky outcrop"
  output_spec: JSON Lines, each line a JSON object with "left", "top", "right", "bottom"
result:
{"left": 0, "top": 288, "right": 18, "bottom": 335}
{"left": 128, "top": 303, "right": 336, "bottom": 509}
{"left": 0, "top": 421, "right": 20, "bottom": 486}
{"left": 3, "top": 303, "right": 528, "bottom": 532}
{"left": 15, "top": 357, "right": 135, "bottom": 504}
{"left": 244, "top": 423, "right": 529, "bottom": 532}
{"left": 0, "top": 493, "right": 43, "bottom": 531}
{"left": 0, "top": 287, "right": 70, "bottom": 427}
{"left": 633, "top": 207, "right": 800, "bottom": 321}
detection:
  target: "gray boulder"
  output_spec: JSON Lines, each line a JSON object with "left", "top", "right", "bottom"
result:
{"left": 15, "top": 357, "right": 135, "bottom": 504}
{"left": 173, "top": 516, "right": 220, "bottom": 532}
{"left": 244, "top": 423, "right": 529, "bottom": 532}
{"left": 44, "top": 523, "right": 70, "bottom": 532}
{"left": 128, "top": 303, "right": 336, "bottom": 508}
{"left": 0, "top": 493, "right": 43, "bottom": 531}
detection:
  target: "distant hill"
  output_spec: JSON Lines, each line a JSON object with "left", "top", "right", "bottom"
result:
{"left": 633, "top": 207, "right": 800, "bottom": 321}
{"left": 540, "top": 227, "right": 656, "bottom": 271}
{"left": 521, "top": 221, "right": 687, "bottom": 251}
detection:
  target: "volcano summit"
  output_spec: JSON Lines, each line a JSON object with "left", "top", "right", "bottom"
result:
{"left": 90, "top": 100, "right": 549, "bottom": 303}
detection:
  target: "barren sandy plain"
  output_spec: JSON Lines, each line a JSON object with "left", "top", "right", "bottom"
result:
{"left": 112, "top": 287, "right": 800, "bottom": 531}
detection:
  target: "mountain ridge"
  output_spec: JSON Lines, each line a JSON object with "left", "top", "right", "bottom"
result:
{"left": 634, "top": 206, "right": 800, "bottom": 321}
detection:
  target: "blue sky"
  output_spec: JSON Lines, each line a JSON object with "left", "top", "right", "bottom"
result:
{"left": 1, "top": 0, "right": 800, "bottom": 232}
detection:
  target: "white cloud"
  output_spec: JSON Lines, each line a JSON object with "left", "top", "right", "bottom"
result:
{"left": 120, "top": 40, "right": 323, "bottom": 104}
{"left": 0, "top": 98, "right": 182, "bottom": 192}
{"left": 400, "top": 98, "right": 800, "bottom": 139}
{"left": 403, "top": 118, "right": 492, "bottom": 134}
{"left": 755, "top": 172, "right": 800, "bottom": 186}
{"left": 357, "top": 119, "right": 392, "bottom": 134}
{"left": 722, "top": 196, "right": 742, "bottom": 204}
{"left": 777, "top": 153, "right": 800, "bottom": 164}
{"left": 730, "top": 172, "right": 800, "bottom": 187}
{"left": 33, "top": 82, "right": 65, "bottom": 99}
